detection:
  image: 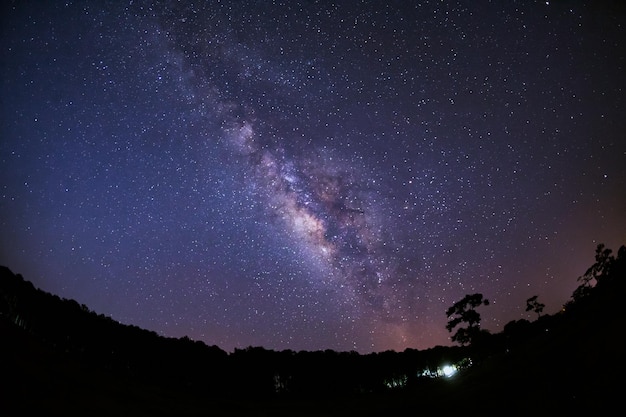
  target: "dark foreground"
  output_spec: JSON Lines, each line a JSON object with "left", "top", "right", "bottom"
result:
{"left": 2, "top": 246, "right": 625, "bottom": 416}
{"left": 3, "top": 318, "right": 621, "bottom": 417}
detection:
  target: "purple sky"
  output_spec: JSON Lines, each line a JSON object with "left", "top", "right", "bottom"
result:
{"left": 1, "top": 1, "right": 625, "bottom": 353}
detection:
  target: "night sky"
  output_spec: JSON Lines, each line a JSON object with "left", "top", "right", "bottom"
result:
{"left": 1, "top": 1, "right": 625, "bottom": 354}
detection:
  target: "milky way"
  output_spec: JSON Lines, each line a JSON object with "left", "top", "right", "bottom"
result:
{"left": 1, "top": 1, "right": 625, "bottom": 353}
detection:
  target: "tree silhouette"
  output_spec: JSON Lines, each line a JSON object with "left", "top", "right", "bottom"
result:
{"left": 445, "top": 293, "right": 490, "bottom": 346}
{"left": 525, "top": 295, "right": 545, "bottom": 319}
{"left": 572, "top": 243, "right": 616, "bottom": 302}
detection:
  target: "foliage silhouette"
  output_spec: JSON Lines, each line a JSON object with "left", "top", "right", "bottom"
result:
{"left": 525, "top": 295, "right": 545, "bottom": 318}
{"left": 445, "top": 293, "right": 490, "bottom": 346}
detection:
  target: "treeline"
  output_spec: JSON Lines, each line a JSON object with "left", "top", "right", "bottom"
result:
{"left": 0, "top": 268, "right": 227, "bottom": 395}
{"left": 1, "top": 243, "right": 625, "bottom": 413}
{"left": 0, "top": 265, "right": 469, "bottom": 398}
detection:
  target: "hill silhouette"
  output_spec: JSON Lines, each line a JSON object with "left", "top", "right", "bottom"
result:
{"left": 1, "top": 243, "right": 625, "bottom": 416}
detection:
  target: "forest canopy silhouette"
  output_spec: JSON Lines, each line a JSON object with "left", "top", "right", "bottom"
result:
{"left": 1, "top": 243, "right": 625, "bottom": 416}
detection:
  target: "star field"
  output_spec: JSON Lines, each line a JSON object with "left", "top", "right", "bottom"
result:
{"left": 1, "top": 1, "right": 625, "bottom": 353}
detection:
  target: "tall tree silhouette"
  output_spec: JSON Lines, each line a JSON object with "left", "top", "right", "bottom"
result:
{"left": 445, "top": 293, "right": 490, "bottom": 346}
{"left": 525, "top": 295, "right": 545, "bottom": 319}
{"left": 572, "top": 243, "right": 616, "bottom": 302}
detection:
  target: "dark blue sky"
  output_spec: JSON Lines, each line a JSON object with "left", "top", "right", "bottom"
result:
{"left": 1, "top": 0, "right": 625, "bottom": 353}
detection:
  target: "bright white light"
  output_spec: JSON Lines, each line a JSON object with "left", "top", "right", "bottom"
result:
{"left": 442, "top": 365, "right": 457, "bottom": 378}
